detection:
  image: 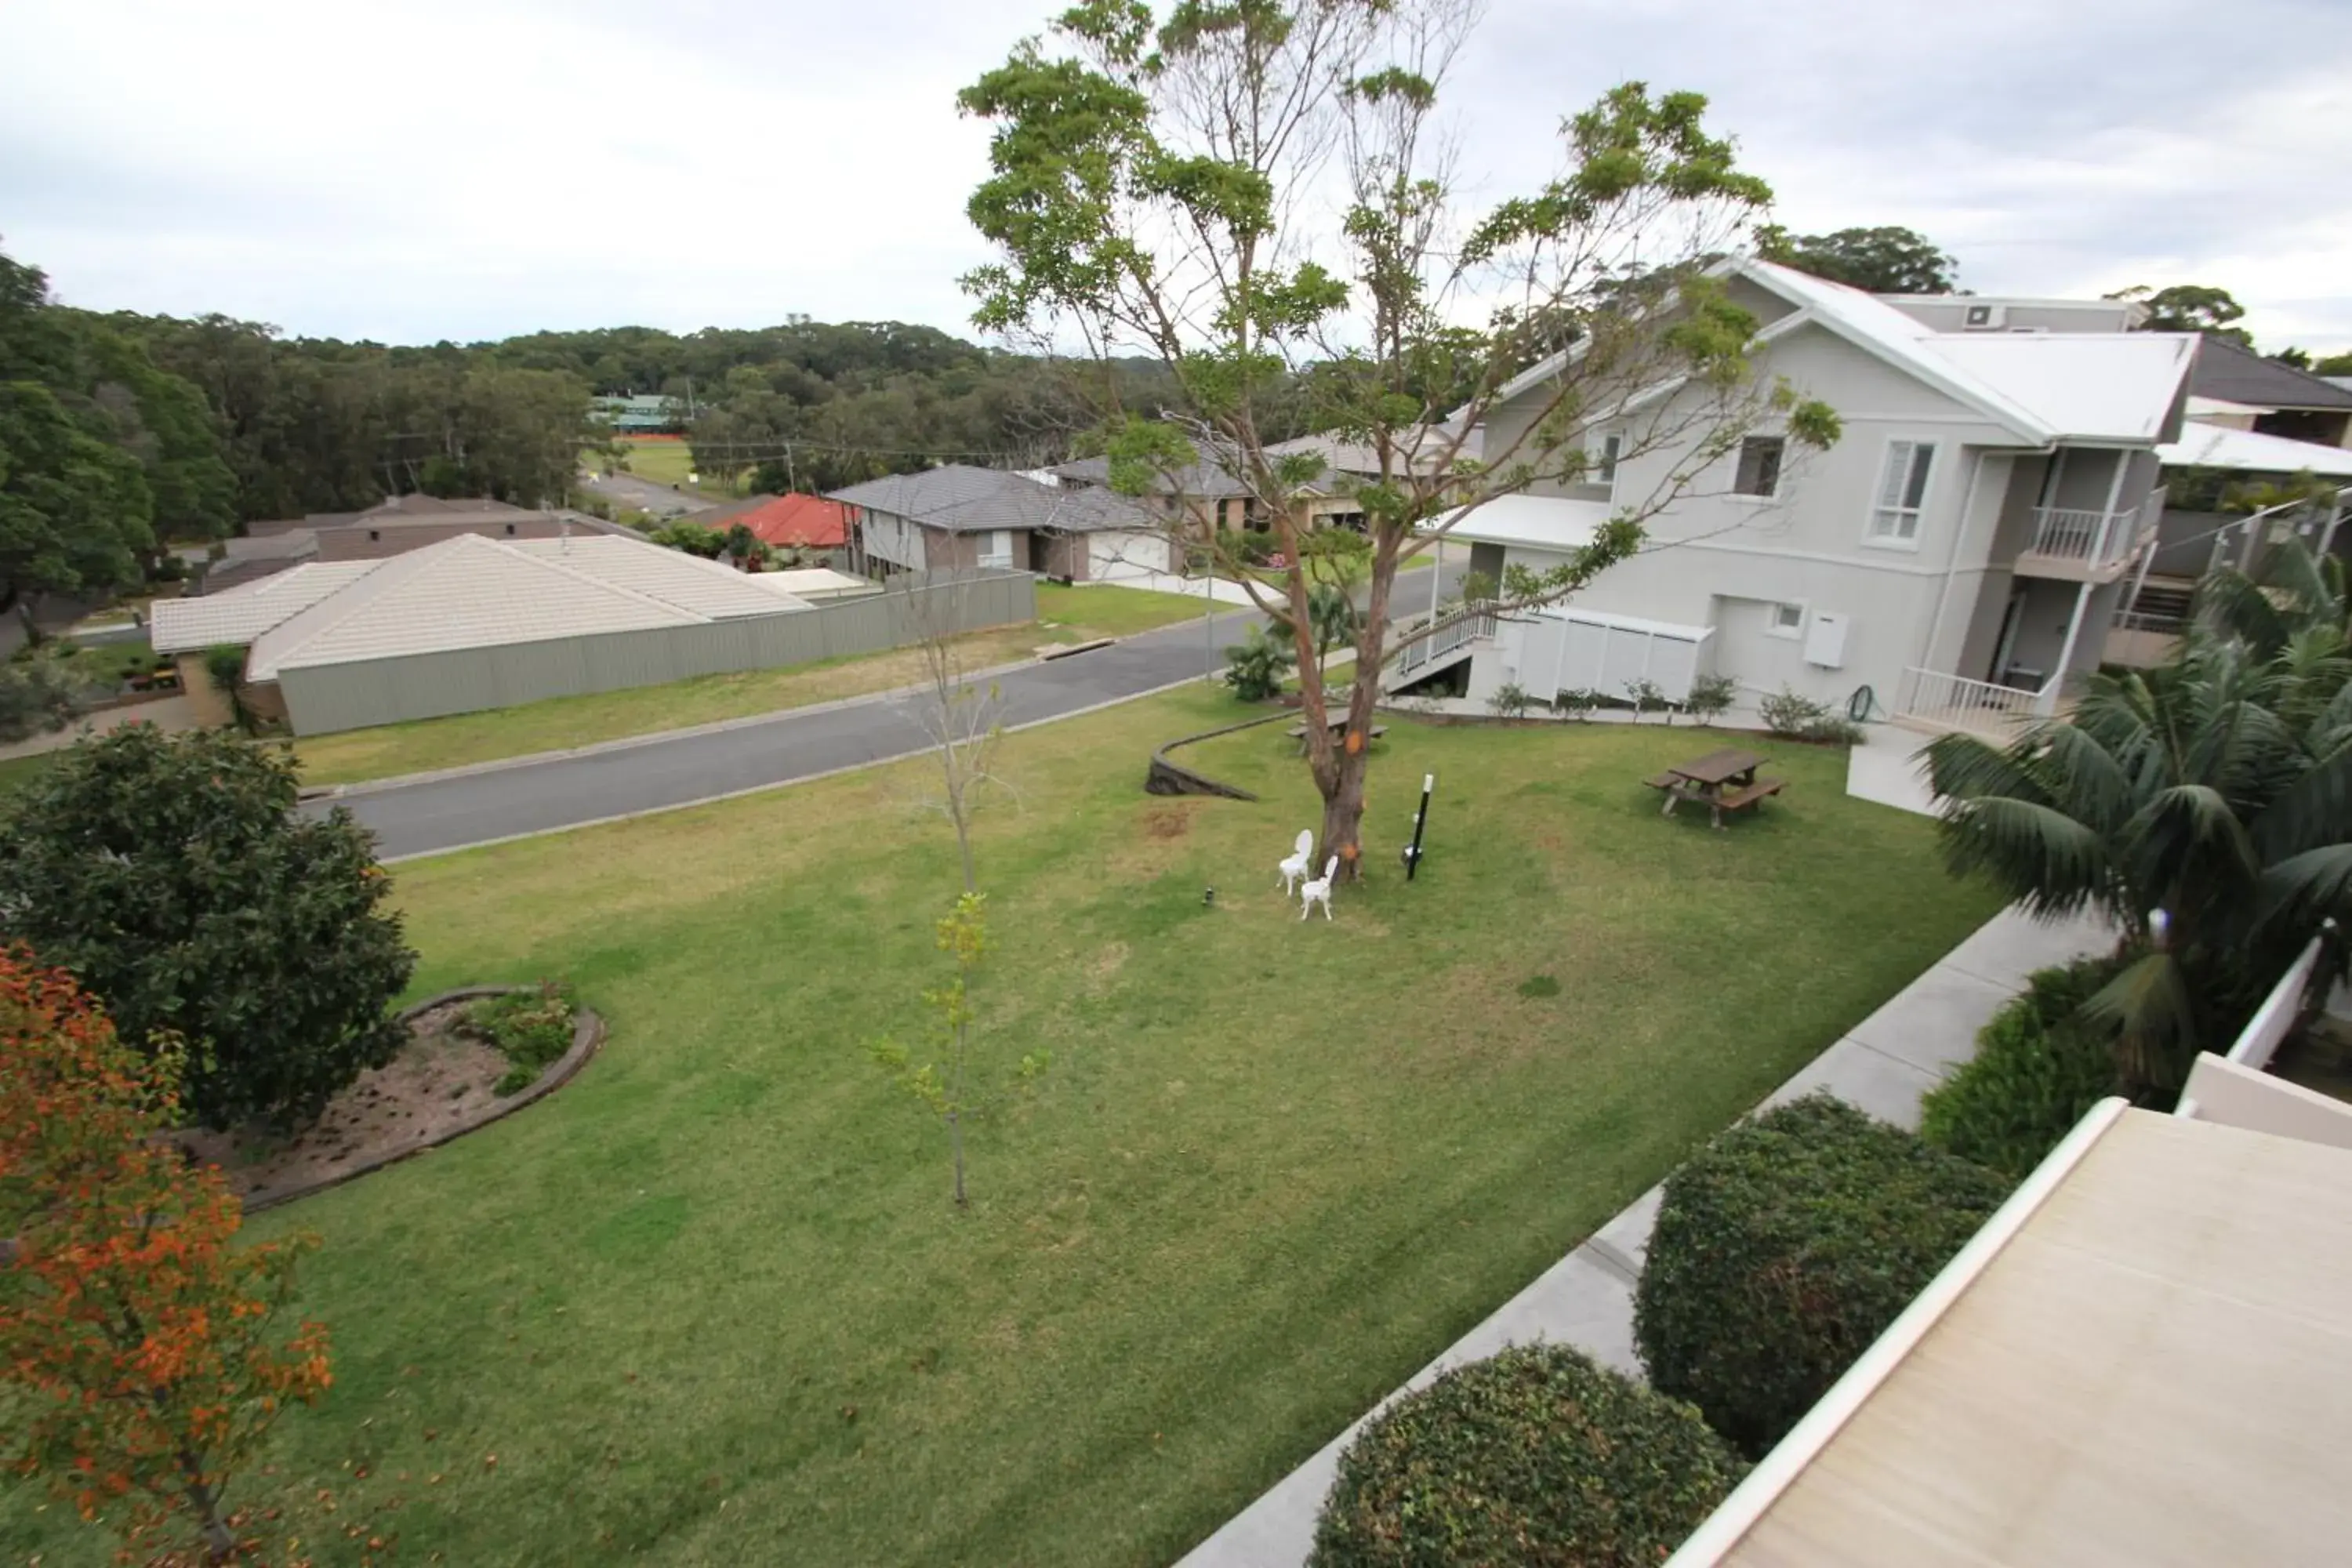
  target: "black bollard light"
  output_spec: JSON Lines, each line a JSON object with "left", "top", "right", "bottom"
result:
{"left": 1403, "top": 772, "right": 1434, "bottom": 880}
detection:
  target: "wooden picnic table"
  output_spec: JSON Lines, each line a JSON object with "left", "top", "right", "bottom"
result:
{"left": 1285, "top": 709, "right": 1388, "bottom": 754}
{"left": 1644, "top": 746, "right": 1784, "bottom": 830}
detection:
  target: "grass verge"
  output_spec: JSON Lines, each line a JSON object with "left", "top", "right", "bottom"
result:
{"left": 0, "top": 690, "right": 2001, "bottom": 1565}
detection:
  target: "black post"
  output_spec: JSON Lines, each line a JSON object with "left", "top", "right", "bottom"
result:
{"left": 1405, "top": 771, "right": 1434, "bottom": 881}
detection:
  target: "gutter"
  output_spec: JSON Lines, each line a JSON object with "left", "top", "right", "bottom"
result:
{"left": 1664, "top": 1096, "right": 2132, "bottom": 1566}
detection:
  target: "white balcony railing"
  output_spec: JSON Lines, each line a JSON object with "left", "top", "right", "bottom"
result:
{"left": 2027, "top": 488, "right": 2164, "bottom": 572}
{"left": 1394, "top": 610, "right": 1493, "bottom": 676}
{"left": 1897, "top": 666, "right": 2060, "bottom": 735}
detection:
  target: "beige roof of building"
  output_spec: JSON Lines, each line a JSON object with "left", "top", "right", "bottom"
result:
{"left": 1678, "top": 1105, "right": 2352, "bottom": 1568}
{"left": 151, "top": 563, "right": 379, "bottom": 654}
{"left": 211, "top": 533, "right": 808, "bottom": 680}
{"left": 507, "top": 535, "right": 795, "bottom": 619}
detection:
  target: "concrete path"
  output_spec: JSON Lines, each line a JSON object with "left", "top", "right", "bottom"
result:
{"left": 321, "top": 608, "right": 1264, "bottom": 861}
{"left": 0, "top": 694, "right": 198, "bottom": 761}
{"left": 1174, "top": 902, "right": 2113, "bottom": 1568}
{"left": 1846, "top": 722, "right": 1939, "bottom": 817}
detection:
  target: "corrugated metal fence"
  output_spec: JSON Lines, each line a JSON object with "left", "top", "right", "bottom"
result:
{"left": 276, "top": 569, "right": 1035, "bottom": 735}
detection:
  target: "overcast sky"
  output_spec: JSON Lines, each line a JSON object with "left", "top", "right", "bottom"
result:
{"left": 5, "top": 0, "right": 2348, "bottom": 354}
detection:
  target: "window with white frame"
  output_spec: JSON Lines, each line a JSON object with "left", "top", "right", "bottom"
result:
{"left": 1733, "top": 436, "right": 1784, "bottom": 497}
{"left": 1869, "top": 440, "right": 1936, "bottom": 543}
{"left": 1768, "top": 601, "right": 1805, "bottom": 637}
{"left": 978, "top": 528, "right": 1014, "bottom": 569}
{"left": 1594, "top": 431, "right": 1623, "bottom": 486}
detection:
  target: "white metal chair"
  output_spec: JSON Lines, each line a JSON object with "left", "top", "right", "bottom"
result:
{"left": 1278, "top": 829, "right": 1316, "bottom": 895}
{"left": 1299, "top": 856, "right": 1339, "bottom": 921}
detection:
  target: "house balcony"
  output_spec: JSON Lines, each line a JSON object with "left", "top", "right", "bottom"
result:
{"left": 2014, "top": 490, "right": 2163, "bottom": 583}
{"left": 1893, "top": 666, "right": 2063, "bottom": 740}
{"left": 1390, "top": 609, "right": 1494, "bottom": 683}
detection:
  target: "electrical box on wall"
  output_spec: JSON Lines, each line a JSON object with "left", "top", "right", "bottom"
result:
{"left": 1804, "top": 612, "right": 1850, "bottom": 669}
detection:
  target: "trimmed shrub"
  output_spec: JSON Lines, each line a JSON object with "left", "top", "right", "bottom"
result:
{"left": 1311, "top": 1344, "right": 1744, "bottom": 1568}
{"left": 1634, "top": 1094, "right": 2009, "bottom": 1457}
{"left": 1921, "top": 958, "right": 2122, "bottom": 1178}
{"left": 1487, "top": 681, "right": 1534, "bottom": 719}
{"left": 1222, "top": 623, "right": 1294, "bottom": 701}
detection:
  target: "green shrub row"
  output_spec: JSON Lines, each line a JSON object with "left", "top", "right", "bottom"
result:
{"left": 1919, "top": 957, "right": 2123, "bottom": 1178}
{"left": 1312, "top": 1344, "right": 1744, "bottom": 1568}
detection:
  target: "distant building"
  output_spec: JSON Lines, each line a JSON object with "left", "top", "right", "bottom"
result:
{"left": 198, "top": 495, "right": 633, "bottom": 594}
{"left": 684, "top": 493, "right": 854, "bottom": 551}
{"left": 592, "top": 394, "right": 684, "bottom": 434}
{"left": 826, "top": 465, "right": 1164, "bottom": 580}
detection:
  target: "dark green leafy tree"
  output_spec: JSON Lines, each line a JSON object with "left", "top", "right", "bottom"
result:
{"left": 1757, "top": 223, "right": 1957, "bottom": 293}
{"left": 0, "top": 381, "right": 154, "bottom": 613}
{"left": 2108, "top": 282, "right": 2252, "bottom": 346}
{"left": 2314, "top": 350, "right": 2352, "bottom": 376}
{"left": 959, "top": 5, "right": 1837, "bottom": 874}
{"left": 0, "top": 727, "right": 416, "bottom": 1130}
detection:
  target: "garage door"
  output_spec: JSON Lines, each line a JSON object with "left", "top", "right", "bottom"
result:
{"left": 1088, "top": 530, "right": 1171, "bottom": 580}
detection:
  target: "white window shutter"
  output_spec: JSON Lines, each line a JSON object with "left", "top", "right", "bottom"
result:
{"left": 1877, "top": 441, "right": 1915, "bottom": 509}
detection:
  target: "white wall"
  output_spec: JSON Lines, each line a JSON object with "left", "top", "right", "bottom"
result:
{"left": 859, "top": 507, "right": 927, "bottom": 572}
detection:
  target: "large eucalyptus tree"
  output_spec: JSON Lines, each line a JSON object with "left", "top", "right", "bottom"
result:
{"left": 956, "top": 0, "right": 1836, "bottom": 874}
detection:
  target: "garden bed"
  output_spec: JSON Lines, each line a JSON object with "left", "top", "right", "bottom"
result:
{"left": 176, "top": 986, "right": 601, "bottom": 1211}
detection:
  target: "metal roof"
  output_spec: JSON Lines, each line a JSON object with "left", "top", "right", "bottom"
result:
{"left": 1422, "top": 492, "right": 1613, "bottom": 553}
{"left": 1490, "top": 258, "right": 2199, "bottom": 448}
{"left": 2158, "top": 421, "right": 2352, "bottom": 478}
{"left": 1675, "top": 1105, "right": 2352, "bottom": 1568}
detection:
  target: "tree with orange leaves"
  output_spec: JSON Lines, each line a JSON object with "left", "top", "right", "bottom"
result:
{"left": 0, "top": 949, "right": 332, "bottom": 1563}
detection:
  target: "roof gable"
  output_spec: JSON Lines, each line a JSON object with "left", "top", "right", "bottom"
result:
{"left": 2189, "top": 337, "right": 2352, "bottom": 412}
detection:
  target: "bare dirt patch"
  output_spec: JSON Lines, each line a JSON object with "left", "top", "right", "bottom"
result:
{"left": 178, "top": 1001, "right": 519, "bottom": 1206}
{"left": 1142, "top": 803, "right": 1195, "bottom": 840}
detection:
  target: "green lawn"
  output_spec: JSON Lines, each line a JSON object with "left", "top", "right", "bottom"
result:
{"left": 0, "top": 694, "right": 1998, "bottom": 1566}
{"left": 292, "top": 582, "right": 1210, "bottom": 786}
{"left": 0, "top": 750, "right": 60, "bottom": 794}
{"left": 594, "top": 437, "right": 746, "bottom": 501}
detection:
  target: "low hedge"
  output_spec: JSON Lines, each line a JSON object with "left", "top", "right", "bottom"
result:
{"left": 1633, "top": 1094, "right": 2009, "bottom": 1458}
{"left": 1919, "top": 957, "right": 2122, "bottom": 1178}
{"left": 1309, "top": 1344, "right": 1744, "bottom": 1568}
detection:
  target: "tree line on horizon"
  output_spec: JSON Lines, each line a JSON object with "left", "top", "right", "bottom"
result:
{"left": 5, "top": 227, "right": 2340, "bottom": 622}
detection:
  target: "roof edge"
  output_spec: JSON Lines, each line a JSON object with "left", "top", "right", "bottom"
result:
{"left": 1663, "top": 1094, "right": 2133, "bottom": 1567}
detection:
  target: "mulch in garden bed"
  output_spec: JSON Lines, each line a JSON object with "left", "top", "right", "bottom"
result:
{"left": 176, "top": 999, "right": 527, "bottom": 1207}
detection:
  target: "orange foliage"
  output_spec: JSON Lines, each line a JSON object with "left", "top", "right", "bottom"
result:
{"left": 0, "top": 949, "right": 331, "bottom": 1563}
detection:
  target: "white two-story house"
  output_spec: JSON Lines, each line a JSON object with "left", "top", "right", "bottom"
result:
{"left": 1410, "top": 258, "right": 2199, "bottom": 731}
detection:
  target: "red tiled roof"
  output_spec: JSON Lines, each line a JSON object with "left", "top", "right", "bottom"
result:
{"left": 700, "top": 494, "right": 851, "bottom": 549}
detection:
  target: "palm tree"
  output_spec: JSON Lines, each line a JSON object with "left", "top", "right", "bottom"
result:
{"left": 1924, "top": 622, "right": 2352, "bottom": 1091}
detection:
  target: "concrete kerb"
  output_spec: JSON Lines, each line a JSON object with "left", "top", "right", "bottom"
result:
{"left": 238, "top": 987, "right": 606, "bottom": 1214}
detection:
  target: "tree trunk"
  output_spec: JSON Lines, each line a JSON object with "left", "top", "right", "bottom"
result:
{"left": 180, "top": 1450, "right": 235, "bottom": 1563}
{"left": 949, "top": 1107, "right": 967, "bottom": 1208}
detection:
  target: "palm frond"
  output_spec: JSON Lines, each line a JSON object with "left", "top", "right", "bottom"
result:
{"left": 2258, "top": 843, "right": 2352, "bottom": 932}
{"left": 1937, "top": 796, "right": 2117, "bottom": 916}
{"left": 2082, "top": 949, "right": 2200, "bottom": 1091}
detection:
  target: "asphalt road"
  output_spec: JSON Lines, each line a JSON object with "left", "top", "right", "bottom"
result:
{"left": 326, "top": 608, "right": 1265, "bottom": 860}
{"left": 579, "top": 470, "right": 717, "bottom": 518}
{"left": 324, "top": 561, "right": 1465, "bottom": 861}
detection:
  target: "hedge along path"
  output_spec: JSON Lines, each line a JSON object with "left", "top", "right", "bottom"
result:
{"left": 231, "top": 989, "right": 605, "bottom": 1214}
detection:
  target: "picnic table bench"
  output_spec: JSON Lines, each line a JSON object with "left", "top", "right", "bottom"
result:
{"left": 1644, "top": 746, "right": 1784, "bottom": 829}
{"left": 1286, "top": 710, "right": 1388, "bottom": 754}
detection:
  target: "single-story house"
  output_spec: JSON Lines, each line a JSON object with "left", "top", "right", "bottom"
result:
{"left": 1047, "top": 430, "right": 1484, "bottom": 539}
{"left": 826, "top": 465, "right": 1166, "bottom": 580}
{"left": 153, "top": 532, "right": 808, "bottom": 730}
{"left": 686, "top": 492, "right": 854, "bottom": 550}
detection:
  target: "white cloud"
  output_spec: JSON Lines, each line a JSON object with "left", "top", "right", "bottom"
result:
{"left": 4, "top": 0, "right": 2348, "bottom": 353}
